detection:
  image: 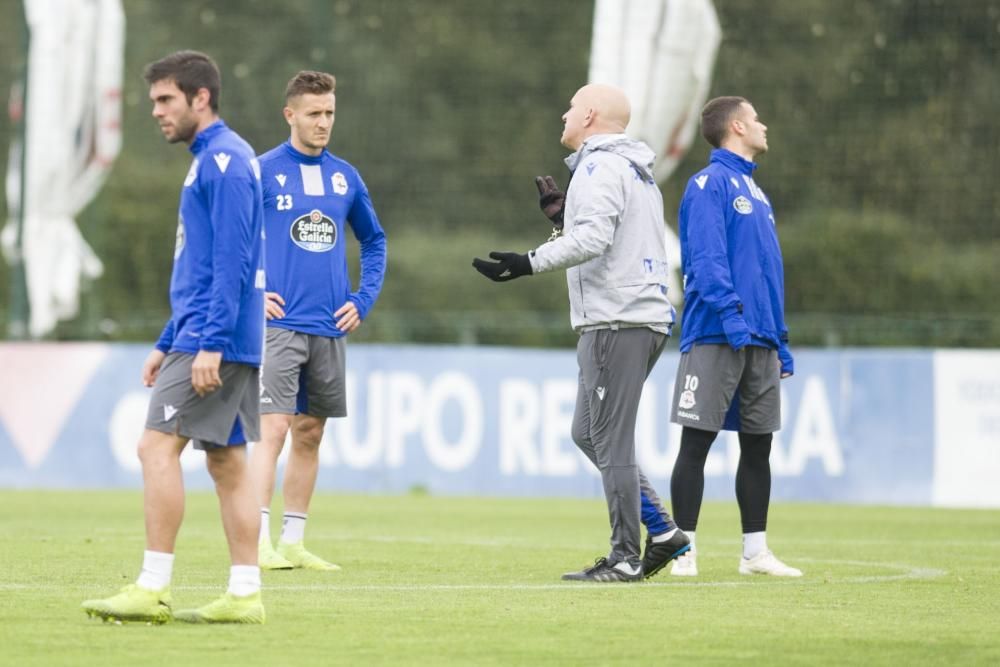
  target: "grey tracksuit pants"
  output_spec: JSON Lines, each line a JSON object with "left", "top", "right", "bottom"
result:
{"left": 571, "top": 327, "right": 667, "bottom": 566}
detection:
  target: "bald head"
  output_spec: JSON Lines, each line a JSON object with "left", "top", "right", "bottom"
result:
{"left": 578, "top": 84, "right": 631, "bottom": 130}
{"left": 560, "top": 84, "right": 631, "bottom": 150}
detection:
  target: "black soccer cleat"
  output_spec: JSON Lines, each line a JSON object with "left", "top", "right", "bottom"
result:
{"left": 561, "top": 557, "right": 643, "bottom": 583}
{"left": 642, "top": 530, "right": 692, "bottom": 579}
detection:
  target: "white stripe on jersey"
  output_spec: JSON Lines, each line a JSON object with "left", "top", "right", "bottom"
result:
{"left": 300, "top": 164, "right": 325, "bottom": 195}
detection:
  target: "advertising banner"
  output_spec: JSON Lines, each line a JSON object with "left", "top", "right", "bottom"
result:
{"left": 0, "top": 344, "right": 994, "bottom": 508}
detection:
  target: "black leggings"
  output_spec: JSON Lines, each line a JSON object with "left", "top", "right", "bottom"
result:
{"left": 670, "top": 427, "right": 772, "bottom": 534}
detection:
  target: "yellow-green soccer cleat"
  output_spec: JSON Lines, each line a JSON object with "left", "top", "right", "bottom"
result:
{"left": 82, "top": 584, "right": 173, "bottom": 624}
{"left": 173, "top": 591, "right": 265, "bottom": 624}
{"left": 258, "top": 540, "right": 294, "bottom": 570}
{"left": 276, "top": 541, "right": 342, "bottom": 571}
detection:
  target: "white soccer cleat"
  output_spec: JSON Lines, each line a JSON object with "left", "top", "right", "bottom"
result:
{"left": 738, "top": 550, "right": 802, "bottom": 577}
{"left": 670, "top": 550, "right": 698, "bottom": 576}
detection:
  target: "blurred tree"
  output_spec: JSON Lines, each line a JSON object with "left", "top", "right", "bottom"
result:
{"left": 0, "top": 0, "right": 997, "bottom": 346}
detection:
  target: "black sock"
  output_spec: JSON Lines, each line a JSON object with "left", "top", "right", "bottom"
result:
{"left": 736, "top": 432, "right": 772, "bottom": 533}
{"left": 670, "top": 427, "right": 717, "bottom": 532}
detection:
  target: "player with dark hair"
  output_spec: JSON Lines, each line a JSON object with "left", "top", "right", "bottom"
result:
{"left": 82, "top": 50, "right": 268, "bottom": 623}
{"left": 473, "top": 84, "right": 689, "bottom": 582}
{"left": 668, "top": 96, "right": 801, "bottom": 577}
{"left": 249, "top": 70, "right": 386, "bottom": 571}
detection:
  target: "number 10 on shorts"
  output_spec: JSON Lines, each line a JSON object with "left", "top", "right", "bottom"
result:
{"left": 678, "top": 374, "right": 699, "bottom": 410}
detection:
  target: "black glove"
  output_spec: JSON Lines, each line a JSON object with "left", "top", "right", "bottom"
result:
{"left": 472, "top": 251, "right": 533, "bottom": 282}
{"left": 535, "top": 175, "right": 565, "bottom": 228}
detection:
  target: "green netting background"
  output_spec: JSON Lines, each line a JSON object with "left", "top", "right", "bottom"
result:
{"left": 1, "top": 0, "right": 998, "bottom": 347}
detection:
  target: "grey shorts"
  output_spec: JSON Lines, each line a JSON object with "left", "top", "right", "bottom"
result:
{"left": 145, "top": 352, "right": 261, "bottom": 449}
{"left": 260, "top": 327, "right": 346, "bottom": 418}
{"left": 670, "top": 343, "right": 781, "bottom": 433}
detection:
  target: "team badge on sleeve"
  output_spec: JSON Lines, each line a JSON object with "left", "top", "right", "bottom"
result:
{"left": 733, "top": 196, "right": 753, "bottom": 214}
{"left": 331, "top": 172, "right": 348, "bottom": 195}
{"left": 290, "top": 209, "right": 337, "bottom": 252}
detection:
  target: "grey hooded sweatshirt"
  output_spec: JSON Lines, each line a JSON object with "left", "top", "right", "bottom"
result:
{"left": 529, "top": 133, "right": 675, "bottom": 333}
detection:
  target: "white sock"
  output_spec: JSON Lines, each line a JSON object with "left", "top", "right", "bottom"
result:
{"left": 613, "top": 561, "right": 641, "bottom": 575}
{"left": 280, "top": 512, "right": 307, "bottom": 544}
{"left": 743, "top": 531, "right": 767, "bottom": 559}
{"left": 685, "top": 532, "right": 696, "bottom": 553}
{"left": 228, "top": 565, "right": 261, "bottom": 597}
{"left": 136, "top": 550, "right": 174, "bottom": 590}
{"left": 651, "top": 528, "right": 678, "bottom": 543}
{"left": 258, "top": 508, "right": 271, "bottom": 545}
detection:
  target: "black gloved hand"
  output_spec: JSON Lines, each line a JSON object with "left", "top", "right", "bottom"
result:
{"left": 472, "top": 251, "right": 533, "bottom": 282}
{"left": 535, "top": 175, "right": 565, "bottom": 228}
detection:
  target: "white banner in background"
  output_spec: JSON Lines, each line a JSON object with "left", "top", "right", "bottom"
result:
{"left": 2, "top": 0, "right": 125, "bottom": 337}
{"left": 932, "top": 351, "right": 1000, "bottom": 508}
{"left": 588, "top": 0, "right": 722, "bottom": 306}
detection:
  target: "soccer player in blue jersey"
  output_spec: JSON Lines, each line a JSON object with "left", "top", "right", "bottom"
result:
{"left": 82, "top": 51, "right": 267, "bottom": 624}
{"left": 668, "top": 96, "right": 801, "bottom": 578}
{"left": 249, "top": 71, "right": 386, "bottom": 571}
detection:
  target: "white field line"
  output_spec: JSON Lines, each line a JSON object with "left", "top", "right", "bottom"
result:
{"left": 350, "top": 536, "right": 1000, "bottom": 549}
{"left": 0, "top": 559, "right": 946, "bottom": 593}
{"left": 278, "top": 531, "right": 1000, "bottom": 556}
{"left": 79, "top": 532, "right": 1000, "bottom": 549}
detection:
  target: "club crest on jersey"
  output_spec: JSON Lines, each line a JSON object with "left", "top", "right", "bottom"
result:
{"left": 331, "top": 172, "right": 348, "bottom": 195}
{"left": 290, "top": 209, "right": 337, "bottom": 252}
{"left": 733, "top": 196, "right": 753, "bottom": 215}
{"left": 174, "top": 216, "right": 186, "bottom": 259}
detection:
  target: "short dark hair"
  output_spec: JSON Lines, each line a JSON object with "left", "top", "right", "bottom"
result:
{"left": 700, "top": 96, "right": 748, "bottom": 148}
{"left": 143, "top": 50, "right": 221, "bottom": 112}
{"left": 285, "top": 70, "right": 337, "bottom": 101}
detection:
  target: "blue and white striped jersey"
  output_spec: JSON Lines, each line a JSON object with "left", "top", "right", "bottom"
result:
{"left": 257, "top": 141, "right": 386, "bottom": 338}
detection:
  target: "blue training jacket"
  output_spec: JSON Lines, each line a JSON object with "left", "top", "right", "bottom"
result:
{"left": 155, "top": 120, "right": 266, "bottom": 366}
{"left": 257, "top": 141, "right": 386, "bottom": 338}
{"left": 677, "top": 148, "right": 790, "bottom": 363}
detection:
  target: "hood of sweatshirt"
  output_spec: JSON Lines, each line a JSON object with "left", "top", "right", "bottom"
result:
{"left": 564, "top": 133, "right": 656, "bottom": 182}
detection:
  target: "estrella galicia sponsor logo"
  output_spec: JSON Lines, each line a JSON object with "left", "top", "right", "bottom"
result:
{"left": 175, "top": 215, "right": 186, "bottom": 259}
{"left": 290, "top": 209, "right": 337, "bottom": 252}
{"left": 733, "top": 195, "right": 753, "bottom": 214}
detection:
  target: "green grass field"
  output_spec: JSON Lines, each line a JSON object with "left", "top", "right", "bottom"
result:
{"left": 1, "top": 490, "right": 998, "bottom": 666}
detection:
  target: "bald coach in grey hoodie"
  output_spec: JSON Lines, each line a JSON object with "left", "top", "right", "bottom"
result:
{"left": 473, "top": 84, "right": 688, "bottom": 582}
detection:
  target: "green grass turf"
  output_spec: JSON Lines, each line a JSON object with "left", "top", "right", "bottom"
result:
{"left": 0, "top": 490, "right": 998, "bottom": 666}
